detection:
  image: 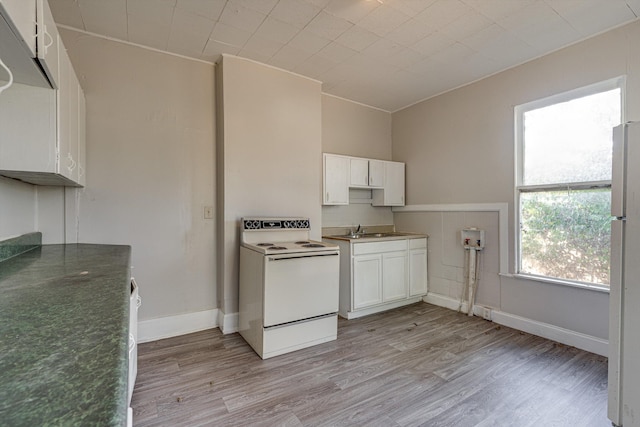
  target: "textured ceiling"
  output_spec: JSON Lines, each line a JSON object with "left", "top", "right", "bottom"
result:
{"left": 48, "top": 0, "right": 640, "bottom": 112}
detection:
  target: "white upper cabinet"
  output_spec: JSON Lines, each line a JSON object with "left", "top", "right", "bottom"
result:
{"left": 350, "top": 157, "right": 384, "bottom": 188}
{"left": 323, "top": 153, "right": 349, "bottom": 205}
{"left": 0, "top": 0, "right": 59, "bottom": 89}
{"left": 0, "top": 31, "right": 86, "bottom": 187}
{"left": 372, "top": 161, "right": 405, "bottom": 206}
{"left": 36, "top": 0, "right": 60, "bottom": 88}
{"left": 323, "top": 153, "right": 405, "bottom": 207}
{"left": 0, "top": 0, "right": 36, "bottom": 56}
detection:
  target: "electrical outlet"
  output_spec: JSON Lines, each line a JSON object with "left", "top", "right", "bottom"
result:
{"left": 204, "top": 206, "right": 214, "bottom": 219}
{"left": 482, "top": 307, "right": 492, "bottom": 321}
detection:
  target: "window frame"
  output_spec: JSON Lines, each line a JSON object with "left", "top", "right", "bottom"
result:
{"left": 514, "top": 77, "right": 625, "bottom": 289}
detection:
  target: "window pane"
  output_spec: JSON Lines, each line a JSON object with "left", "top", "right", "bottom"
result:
{"left": 520, "top": 189, "right": 610, "bottom": 285}
{"left": 523, "top": 89, "right": 620, "bottom": 185}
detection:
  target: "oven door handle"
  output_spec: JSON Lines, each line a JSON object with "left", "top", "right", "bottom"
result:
{"left": 267, "top": 251, "right": 339, "bottom": 261}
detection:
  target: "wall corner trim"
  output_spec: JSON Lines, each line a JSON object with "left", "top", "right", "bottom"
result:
{"left": 394, "top": 202, "right": 509, "bottom": 274}
{"left": 217, "top": 309, "right": 239, "bottom": 335}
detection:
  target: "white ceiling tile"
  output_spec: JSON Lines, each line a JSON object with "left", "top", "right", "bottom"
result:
{"left": 293, "top": 54, "right": 337, "bottom": 78}
{"left": 219, "top": 1, "right": 267, "bottom": 33}
{"left": 385, "top": 18, "right": 434, "bottom": 46}
{"left": 439, "top": 10, "right": 492, "bottom": 41}
{"left": 306, "top": 11, "right": 353, "bottom": 39}
{"left": 357, "top": 4, "right": 411, "bottom": 37}
{"left": 254, "top": 16, "right": 300, "bottom": 44}
{"left": 210, "top": 22, "right": 253, "bottom": 47}
{"left": 324, "top": 0, "right": 381, "bottom": 23}
{"left": 410, "top": 31, "right": 454, "bottom": 56}
{"left": 429, "top": 42, "right": 476, "bottom": 64}
{"left": 302, "top": 0, "right": 332, "bottom": 8}
{"left": 546, "top": 0, "right": 638, "bottom": 36}
{"left": 233, "top": 0, "right": 279, "bottom": 14}
{"left": 128, "top": 0, "right": 174, "bottom": 26}
{"left": 389, "top": 47, "right": 423, "bottom": 69}
{"left": 78, "top": 0, "right": 128, "bottom": 40}
{"left": 287, "top": 30, "right": 331, "bottom": 55}
{"left": 362, "top": 38, "right": 406, "bottom": 61}
{"left": 414, "top": 0, "right": 472, "bottom": 32}
{"left": 127, "top": 13, "right": 171, "bottom": 50}
{"left": 270, "top": 0, "right": 322, "bottom": 29}
{"left": 316, "top": 41, "right": 358, "bottom": 62}
{"left": 203, "top": 39, "right": 241, "bottom": 61}
{"left": 269, "top": 44, "right": 313, "bottom": 69}
{"left": 464, "top": 0, "right": 535, "bottom": 22}
{"left": 175, "top": 0, "right": 227, "bottom": 21}
{"left": 335, "top": 26, "right": 380, "bottom": 52}
{"left": 239, "top": 48, "right": 273, "bottom": 63}
{"left": 48, "top": 0, "right": 86, "bottom": 29}
{"left": 386, "top": 0, "right": 438, "bottom": 16}
{"left": 242, "top": 35, "right": 284, "bottom": 57}
{"left": 626, "top": 0, "right": 640, "bottom": 16}
{"left": 167, "top": 8, "right": 216, "bottom": 56}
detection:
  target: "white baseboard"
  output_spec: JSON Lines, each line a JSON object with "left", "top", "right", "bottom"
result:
{"left": 218, "top": 309, "right": 239, "bottom": 335}
{"left": 138, "top": 309, "right": 219, "bottom": 343}
{"left": 423, "top": 293, "right": 608, "bottom": 357}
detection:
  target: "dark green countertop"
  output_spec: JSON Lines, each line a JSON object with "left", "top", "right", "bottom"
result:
{"left": 0, "top": 244, "right": 132, "bottom": 426}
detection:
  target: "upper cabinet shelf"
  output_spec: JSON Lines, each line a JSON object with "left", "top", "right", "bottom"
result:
{"left": 323, "top": 153, "right": 405, "bottom": 207}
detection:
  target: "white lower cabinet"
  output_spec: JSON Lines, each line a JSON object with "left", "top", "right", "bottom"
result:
{"left": 382, "top": 251, "right": 407, "bottom": 302}
{"left": 333, "top": 237, "right": 427, "bottom": 319}
{"left": 409, "top": 238, "right": 428, "bottom": 296}
{"left": 353, "top": 254, "right": 382, "bottom": 309}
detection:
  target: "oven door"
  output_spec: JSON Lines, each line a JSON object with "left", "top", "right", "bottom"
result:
{"left": 263, "top": 250, "right": 339, "bottom": 327}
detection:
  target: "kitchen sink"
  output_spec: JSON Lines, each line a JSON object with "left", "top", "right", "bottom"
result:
{"left": 338, "top": 232, "right": 407, "bottom": 239}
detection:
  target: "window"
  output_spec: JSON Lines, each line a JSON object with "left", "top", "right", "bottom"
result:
{"left": 515, "top": 78, "right": 623, "bottom": 287}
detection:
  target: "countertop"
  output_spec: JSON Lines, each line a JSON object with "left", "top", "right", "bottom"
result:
{"left": 323, "top": 232, "right": 428, "bottom": 242}
{"left": 0, "top": 243, "right": 132, "bottom": 426}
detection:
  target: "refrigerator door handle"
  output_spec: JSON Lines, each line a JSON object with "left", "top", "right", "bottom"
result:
{"left": 611, "top": 124, "right": 626, "bottom": 218}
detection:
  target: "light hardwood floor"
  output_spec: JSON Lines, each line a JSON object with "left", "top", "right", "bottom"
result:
{"left": 131, "top": 303, "right": 609, "bottom": 427}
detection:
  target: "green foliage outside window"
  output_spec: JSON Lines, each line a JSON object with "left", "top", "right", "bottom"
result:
{"left": 520, "top": 189, "right": 611, "bottom": 285}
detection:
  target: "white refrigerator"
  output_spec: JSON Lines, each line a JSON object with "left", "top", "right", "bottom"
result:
{"left": 609, "top": 121, "right": 640, "bottom": 427}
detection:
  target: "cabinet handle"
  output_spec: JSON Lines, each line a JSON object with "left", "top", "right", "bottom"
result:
{"left": 43, "top": 25, "right": 54, "bottom": 53}
{"left": 129, "top": 333, "right": 136, "bottom": 351}
{"left": 326, "top": 192, "right": 329, "bottom": 202}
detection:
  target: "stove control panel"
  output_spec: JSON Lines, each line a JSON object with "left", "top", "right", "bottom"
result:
{"left": 242, "top": 218, "right": 310, "bottom": 230}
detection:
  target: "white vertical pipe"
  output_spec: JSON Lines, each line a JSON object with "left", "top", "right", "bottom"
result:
{"left": 467, "top": 248, "right": 477, "bottom": 316}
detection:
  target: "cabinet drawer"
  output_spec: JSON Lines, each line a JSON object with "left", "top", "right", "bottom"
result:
{"left": 409, "top": 238, "right": 427, "bottom": 250}
{"left": 353, "top": 240, "right": 407, "bottom": 255}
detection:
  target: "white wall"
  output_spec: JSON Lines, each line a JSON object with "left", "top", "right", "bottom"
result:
{"left": 217, "top": 55, "right": 322, "bottom": 321}
{"left": 59, "top": 29, "right": 217, "bottom": 322}
{"left": 0, "top": 177, "right": 36, "bottom": 240}
{"left": 321, "top": 94, "right": 394, "bottom": 228}
{"left": 392, "top": 20, "right": 640, "bottom": 344}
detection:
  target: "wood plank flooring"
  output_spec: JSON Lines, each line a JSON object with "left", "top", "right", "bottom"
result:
{"left": 131, "top": 303, "right": 609, "bottom": 427}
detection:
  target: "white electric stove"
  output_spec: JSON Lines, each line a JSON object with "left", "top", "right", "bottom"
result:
{"left": 238, "top": 217, "right": 340, "bottom": 359}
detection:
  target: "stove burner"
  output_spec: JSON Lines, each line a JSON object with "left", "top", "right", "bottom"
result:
{"left": 257, "top": 243, "right": 274, "bottom": 247}
{"left": 302, "top": 244, "right": 325, "bottom": 248}
{"left": 269, "top": 246, "right": 287, "bottom": 250}
{"left": 295, "top": 241, "right": 310, "bottom": 244}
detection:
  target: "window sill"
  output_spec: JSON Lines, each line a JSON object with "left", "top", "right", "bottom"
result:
{"left": 500, "top": 273, "right": 610, "bottom": 294}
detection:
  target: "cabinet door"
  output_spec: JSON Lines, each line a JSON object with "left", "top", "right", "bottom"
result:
{"left": 77, "top": 87, "right": 86, "bottom": 186}
{"left": 36, "top": 0, "right": 60, "bottom": 88}
{"left": 353, "top": 254, "right": 382, "bottom": 309}
{"left": 382, "top": 251, "right": 407, "bottom": 302}
{"left": 409, "top": 248, "right": 428, "bottom": 296}
{"left": 323, "top": 154, "right": 349, "bottom": 205}
{"left": 385, "top": 161, "right": 405, "bottom": 205}
{"left": 350, "top": 158, "right": 369, "bottom": 187}
{"left": 0, "top": 0, "right": 37, "bottom": 56}
{"left": 369, "top": 159, "right": 384, "bottom": 188}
